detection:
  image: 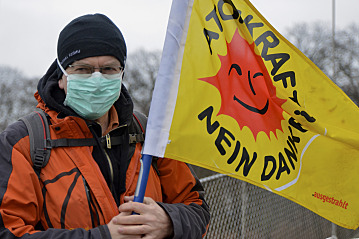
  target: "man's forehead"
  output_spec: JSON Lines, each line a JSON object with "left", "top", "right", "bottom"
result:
{"left": 74, "top": 56, "right": 121, "bottom": 66}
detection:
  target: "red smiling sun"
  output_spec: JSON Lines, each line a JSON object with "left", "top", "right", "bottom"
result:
{"left": 199, "top": 29, "right": 286, "bottom": 139}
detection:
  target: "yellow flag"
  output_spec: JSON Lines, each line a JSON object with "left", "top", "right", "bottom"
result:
{"left": 143, "top": 0, "right": 359, "bottom": 229}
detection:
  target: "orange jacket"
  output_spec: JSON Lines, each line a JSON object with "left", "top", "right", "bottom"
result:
{"left": 0, "top": 101, "right": 210, "bottom": 239}
{"left": 0, "top": 62, "right": 210, "bottom": 238}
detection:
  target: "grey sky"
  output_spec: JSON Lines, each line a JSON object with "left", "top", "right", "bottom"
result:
{"left": 0, "top": 0, "right": 358, "bottom": 78}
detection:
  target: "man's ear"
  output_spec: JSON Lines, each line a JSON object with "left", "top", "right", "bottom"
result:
{"left": 58, "top": 75, "right": 67, "bottom": 94}
{"left": 58, "top": 76, "right": 65, "bottom": 89}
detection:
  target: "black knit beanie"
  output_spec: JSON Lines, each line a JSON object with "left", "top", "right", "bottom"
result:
{"left": 57, "top": 13, "right": 126, "bottom": 77}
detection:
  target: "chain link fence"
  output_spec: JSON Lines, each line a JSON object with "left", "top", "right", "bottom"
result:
{"left": 200, "top": 174, "right": 359, "bottom": 239}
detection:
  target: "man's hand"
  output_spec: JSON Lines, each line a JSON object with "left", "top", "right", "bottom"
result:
{"left": 108, "top": 196, "right": 174, "bottom": 239}
{"left": 107, "top": 210, "right": 141, "bottom": 239}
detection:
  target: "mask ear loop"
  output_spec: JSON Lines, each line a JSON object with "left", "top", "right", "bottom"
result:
{"left": 120, "top": 70, "right": 124, "bottom": 80}
{"left": 120, "top": 69, "right": 125, "bottom": 80}
{"left": 57, "top": 58, "right": 69, "bottom": 77}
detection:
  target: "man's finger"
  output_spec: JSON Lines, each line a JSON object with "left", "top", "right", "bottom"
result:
{"left": 120, "top": 200, "right": 149, "bottom": 214}
{"left": 124, "top": 195, "right": 134, "bottom": 202}
{"left": 114, "top": 214, "right": 147, "bottom": 225}
{"left": 142, "top": 196, "right": 155, "bottom": 205}
{"left": 117, "top": 224, "right": 150, "bottom": 235}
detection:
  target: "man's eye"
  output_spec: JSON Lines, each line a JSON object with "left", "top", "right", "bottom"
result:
{"left": 75, "top": 67, "right": 91, "bottom": 73}
{"left": 103, "top": 67, "right": 116, "bottom": 72}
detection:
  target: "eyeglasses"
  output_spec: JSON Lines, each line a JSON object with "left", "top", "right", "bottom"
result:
{"left": 67, "top": 64, "right": 124, "bottom": 75}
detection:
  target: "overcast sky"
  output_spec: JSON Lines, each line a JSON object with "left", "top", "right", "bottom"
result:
{"left": 0, "top": 0, "right": 358, "bottom": 78}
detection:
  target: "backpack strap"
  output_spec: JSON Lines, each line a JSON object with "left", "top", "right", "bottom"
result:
{"left": 19, "top": 109, "right": 97, "bottom": 177}
{"left": 49, "top": 138, "right": 97, "bottom": 148}
{"left": 128, "top": 111, "right": 160, "bottom": 176}
{"left": 19, "top": 110, "right": 52, "bottom": 177}
{"left": 129, "top": 111, "right": 146, "bottom": 144}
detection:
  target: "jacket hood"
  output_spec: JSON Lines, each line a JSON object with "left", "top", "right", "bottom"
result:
{"left": 37, "top": 59, "right": 134, "bottom": 125}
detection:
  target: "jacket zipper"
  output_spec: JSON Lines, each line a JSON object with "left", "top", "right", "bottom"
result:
{"left": 102, "top": 124, "right": 127, "bottom": 190}
{"left": 104, "top": 151, "right": 114, "bottom": 185}
{"left": 83, "top": 176, "right": 96, "bottom": 228}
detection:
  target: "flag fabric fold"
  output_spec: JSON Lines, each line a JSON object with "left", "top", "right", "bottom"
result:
{"left": 143, "top": 0, "right": 359, "bottom": 229}
{"left": 143, "top": 0, "right": 193, "bottom": 157}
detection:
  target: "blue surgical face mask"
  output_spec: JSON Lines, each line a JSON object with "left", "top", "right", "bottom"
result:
{"left": 57, "top": 59, "right": 123, "bottom": 120}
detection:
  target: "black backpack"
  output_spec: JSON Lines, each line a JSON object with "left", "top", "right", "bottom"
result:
{"left": 19, "top": 109, "right": 158, "bottom": 177}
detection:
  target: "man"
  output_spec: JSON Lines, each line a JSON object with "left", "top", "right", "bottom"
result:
{"left": 0, "top": 13, "right": 210, "bottom": 239}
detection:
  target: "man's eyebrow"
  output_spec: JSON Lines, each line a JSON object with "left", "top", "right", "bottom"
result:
{"left": 71, "top": 63, "right": 92, "bottom": 66}
{"left": 73, "top": 59, "right": 121, "bottom": 66}
{"left": 100, "top": 60, "right": 121, "bottom": 66}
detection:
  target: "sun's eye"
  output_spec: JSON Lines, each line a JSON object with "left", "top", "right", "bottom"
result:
{"left": 228, "top": 64, "right": 242, "bottom": 76}
{"left": 253, "top": 72, "right": 263, "bottom": 78}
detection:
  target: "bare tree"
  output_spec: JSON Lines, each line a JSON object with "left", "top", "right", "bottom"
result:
{"left": 286, "top": 23, "right": 359, "bottom": 105}
{"left": 0, "top": 66, "right": 37, "bottom": 131}
{"left": 123, "top": 49, "right": 162, "bottom": 115}
{"left": 335, "top": 24, "right": 359, "bottom": 103}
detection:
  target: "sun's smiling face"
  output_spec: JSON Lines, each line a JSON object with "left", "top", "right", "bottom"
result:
{"left": 230, "top": 63, "right": 269, "bottom": 115}
{"left": 199, "top": 29, "right": 286, "bottom": 139}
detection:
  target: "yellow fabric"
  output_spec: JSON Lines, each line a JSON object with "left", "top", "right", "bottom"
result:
{"left": 163, "top": 0, "right": 359, "bottom": 229}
